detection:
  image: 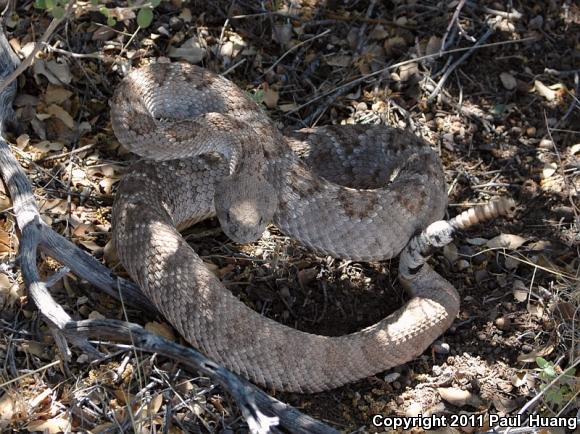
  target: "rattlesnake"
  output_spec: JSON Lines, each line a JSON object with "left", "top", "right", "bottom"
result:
{"left": 111, "top": 62, "right": 513, "bottom": 393}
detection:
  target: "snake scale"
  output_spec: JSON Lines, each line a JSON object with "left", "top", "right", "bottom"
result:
{"left": 111, "top": 62, "right": 513, "bottom": 393}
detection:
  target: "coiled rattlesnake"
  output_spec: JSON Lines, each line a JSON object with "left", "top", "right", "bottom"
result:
{"left": 111, "top": 62, "right": 513, "bottom": 392}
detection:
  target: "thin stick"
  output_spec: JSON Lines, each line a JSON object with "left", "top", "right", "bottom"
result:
{"left": 428, "top": 26, "right": 494, "bottom": 101}
{"left": 439, "top": 0, "right": 466, "bottom": 56}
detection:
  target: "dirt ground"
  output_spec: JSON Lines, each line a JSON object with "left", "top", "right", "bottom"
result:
{"left": 0, "top": 0, "right": 579, "bottom": 433}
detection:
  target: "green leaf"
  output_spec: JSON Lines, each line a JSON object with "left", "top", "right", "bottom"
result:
{"left": 545, "top": 387, "right": 563, "bottom": 405}
{"left": 35, "top": 0, "right": 47, "bottom": 9}
{"left": 52, "top": 5, "right": 65, "bottom": 18}
{"left": 545, "top": 365, "right": 557, "bottom": 378}
{"left": 536, "top": 357, "right": 548, "bottom": 368}
{"left": 150, "top": 0, "right": 161, "bottom": 6}
{"left": 137, "top": 7, "right": 154, "bottom": 28}
{"left": 99, "top": 6, "right": 109, "bottom": 17}
{"left": 107, "top": 16, "right": 117, "bottom": 27}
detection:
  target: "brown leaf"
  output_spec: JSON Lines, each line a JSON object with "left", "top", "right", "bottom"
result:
{"left": 26, "top": 416, "right": 71, "bottom": 433}
{"left": 425, "top": 36, "right": 442, "bottom": 56}
{"left": 169, "top": 37, "right": 205, "bottom": 63}
{"left": 262, "top": 88, "right": 279, "bottom": 109}
{"left": 486, "top": 233, "right": 527, "bottom": 249}
{"left": 46, "top": 104, "right": 75, "bottom": 129}
{"left": 145, "top": 321, "right": 176, "bottom": 341}
{"left": 44, "top": 85, "right": 73, "bottom": 105}
{"left": 326, "top": 54, "right": 352, "bottom": 67}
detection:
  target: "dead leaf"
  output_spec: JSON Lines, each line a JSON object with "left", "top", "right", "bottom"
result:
{"left": 517, "top": 344, "right": 554, "bottom": 362}
{"left": 88, "top": 310, "right": 106, "bottom": 320}
{"left": 92, "top": 27, "right": 116, "bottom": 41}
{"left": 533, "top": 80, "right": 556, "bottom": 101}
{"left": 79, "top": 240, "right": 103, "bottom": 254}
{"left": 511, "top": 371, "right": 533, "bottom": 388}
{"left": 493, "top": 396, "right": 519, "bottom": 414}
{"left": 46, "top": 104, "right": 75, "bottom": 129}
{"left": 147, "top": 394, "right": 164, "bottom": 416}
{"left": 500, "top": 72, "right": 517, "bottom": 90}
{"left": 278, "top": 103, "right": 298, "bottom": 112}
{"left": 262, "top": 88, "right": 279, "bottom": 109}
{"left": 486, "top": 233, "right": 527, "bottom": 249}
{"left": 384, "top": 35, "right": 407, "bottom": 56}
{"left": 145, "top": 321, "right": 176, "bottom": 341}
{"left": 272, "top": 22, "right": 293, "bottom": 47}
{"left": 425, "top": 36, "right": 442, "bottom": 56}
{"left": 103, "top": 239, "right": 119, "bottom": 267}
{"left": 0, "top": 393, "right": 15, "bottom": 421}
{"left": 73, "top": 223, "right": 95, "bottom": 239}
{"left": 179, "top": 8, "right": 192, "bottom": 23}
{"left": 465, "top": 237, "right": 488, "bottom": 246}
{"left": 26, "top": 416, "right": 71, "bottom": 433}
{"left": 46, "top": 60, "right": 72, "bottom": 84}
{"left": 168, "top": 37, "right": 205, "bottom": 63}
{"left": 16, "top": 134, "right": 30, "bottom": 150}
{"left": 542, "top": 162, "right": 557, "bottom": 179}
{"left": 109, "top": 7, "right": 136, "bottom": 21}
{"left": 369, "top": 25, "right": 388, "bottom": 40}
{"left": 0, "top": 220, "right": 15, "bottom": 256}
{"left": 326, "top": 54, "right": 352, "bottom": 67}
{"left": 30, "top": 140, "right": 64, "bottom": 154}
{"left": 44, "top": 85, "right": 73, "bottom": 105}
{"left": 527, "top": 303, "right": 544, "bottom": 318}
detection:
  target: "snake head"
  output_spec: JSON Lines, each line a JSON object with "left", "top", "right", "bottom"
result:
{"left": 214, "top": 175, "right": 278, "bottom": 244}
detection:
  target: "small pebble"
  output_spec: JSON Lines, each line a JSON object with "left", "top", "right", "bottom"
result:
{"left": 495, "top": 316, "right": 511, "bottom": 330}
{"left": 529, "top": 15, "right": 544, "bottom": 30}
{"left": 384, "top": 372, "right": 401, "bottom": 383}
{"left": 433, "top": 341, "right": 450, "bottom": 354}
{"left": 456, "top": 259, "right": 470, "bottom": 271}
{"left": 474, "top": 270, "right": 488, "bottom": 284}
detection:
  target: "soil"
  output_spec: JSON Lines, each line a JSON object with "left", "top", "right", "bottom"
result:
{"left": 0, "top": 0, "right": 578, "bottom": 432}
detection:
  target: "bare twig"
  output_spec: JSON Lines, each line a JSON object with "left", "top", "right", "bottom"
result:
{"left": 439, "top": 0, "right": 466, "bottom": 56}
{"left": 428, "top": 26, "right": 494, "bottom": 102}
